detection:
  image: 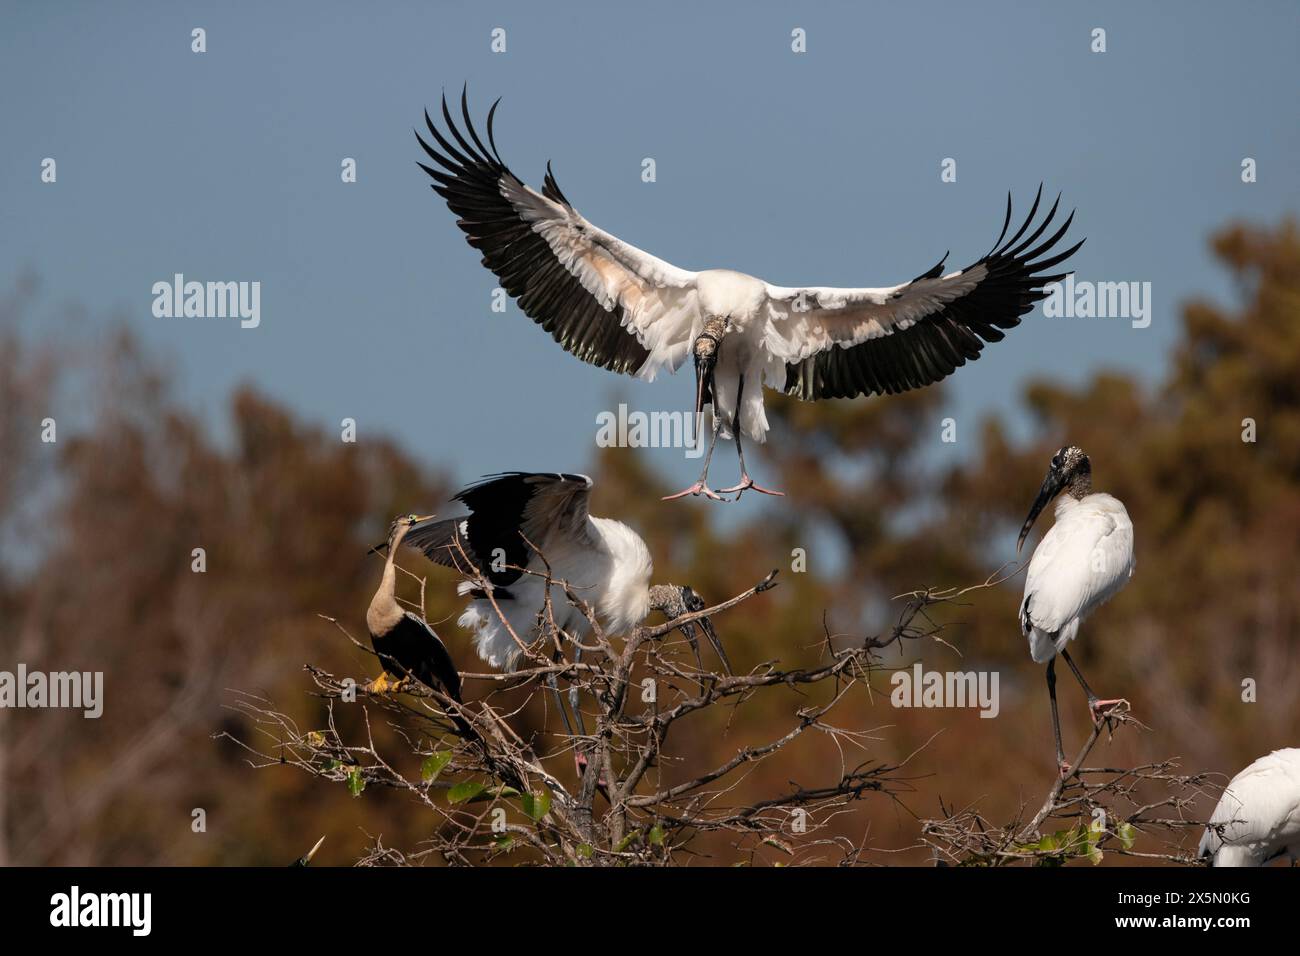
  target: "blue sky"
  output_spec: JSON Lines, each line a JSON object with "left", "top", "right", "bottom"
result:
{"left": 3, "top": 0, "right": 1296, "bottom": 493}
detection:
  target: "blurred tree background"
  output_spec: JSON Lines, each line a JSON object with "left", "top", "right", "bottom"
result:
{"left": 0, "top": 219, "right": 1295, "bottom": 865}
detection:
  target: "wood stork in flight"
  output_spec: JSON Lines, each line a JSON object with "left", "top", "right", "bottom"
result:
{"left": 396, "top": 473, "right": 731, "bottom": 766}
{"left": 1198, "top": 748, "right": 1300, "bottom": 866}
{"left": 1017, "top": 446, "right": 1134, "bottom": 775}
{"left": 416, "top": 91, "right": 1084, "bottom": 501}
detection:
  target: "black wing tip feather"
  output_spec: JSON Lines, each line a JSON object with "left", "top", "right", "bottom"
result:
{"left": 416, "top": 87, "right": 653, "bottom": 378}
{"left": 786, "top": 186, "right": 1084, "bottom": 402}
{"left": 453, "top": 471, "right": 592, "bottom": 506}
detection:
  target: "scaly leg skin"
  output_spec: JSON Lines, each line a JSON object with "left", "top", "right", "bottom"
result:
{"left": 1047, "top": 658, "right": 1071, "bottom": 778}
{"left": 715, "top": 374, "right": 785, "bottom": 500}
{"left": 1060, "top": 649, "right": 1129, "bottom": 724}
{"left": 664, "top": 409, "right": 725, "bottom": 500}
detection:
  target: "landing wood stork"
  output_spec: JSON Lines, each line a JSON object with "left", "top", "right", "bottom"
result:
{"left": 397, "top": 473, "right": 731, "bottom": 762}
{"left": 1017, "top": 446, "right": 1134, "bottom": 775}
{"left": 1199, "top": 748, "right": 1300, "bottom": 866}
{"left": 366, "top": 513, "right": 469, "bottom": 735}
{"left": 416, "top": 91, "right": 1084, "bottom": 501}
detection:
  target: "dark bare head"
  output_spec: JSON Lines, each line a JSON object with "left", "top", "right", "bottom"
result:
{"left": 1017, "top": 446, "right": 1093, "bottom": 553}
{"left": 691, "top": 317, "right": 728, "bottom": 417}
{"left": 648, "top": 583, "right": 732, "bottom": 679}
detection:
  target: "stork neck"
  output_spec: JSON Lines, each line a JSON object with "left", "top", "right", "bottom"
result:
{"left": 1066, "top": 470, "right": 1093, "bottom": 500}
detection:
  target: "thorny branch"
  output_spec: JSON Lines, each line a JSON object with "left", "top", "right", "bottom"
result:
{"left": 219, "top": 557, "right": 1206, "bottom": 867}
{"left": 920, "top": 707, "right": 1219, "bottom": 866}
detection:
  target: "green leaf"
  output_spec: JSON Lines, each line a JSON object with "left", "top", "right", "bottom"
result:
{"left": 493, "top": 835, "right": 515, "bottom": 851}
{"left": 576, "top": 843, "right": 593, "bottom": 859}
{"left": 421, "top": 750, "right": 453, "bottom": 783}
{"left": 648, "top": 824, "right": 665, "bottom": 846}
{"left": 447, "top": 780, "right": 487, "bottom": 804}
{"left": 1116, "top": 822, "right": 1137, "bottom": 849}
{"left": 346, "top": 768, "right": 365, "bottom": 798}
{"left": 762, "top": 836, "right": 794, "bottom": 855}
{"left": 520, "top": 790, "right": 551, "bottom": 821}
{"left": 613, "top": 830, "right": 641, "bottom": 853}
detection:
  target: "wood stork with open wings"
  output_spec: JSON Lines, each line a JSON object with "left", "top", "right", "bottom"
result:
{"left": 1017, "top": 446, "right": 1135, "bottom": 776}
{"left": 416, "top": 91, "right": 1084, "bottom": 501}
{"left": 396, "top": 473, "right": 731, "bottom": 766}
{"left": 1198, "top": 748, "right": 1300, "bottom": 866}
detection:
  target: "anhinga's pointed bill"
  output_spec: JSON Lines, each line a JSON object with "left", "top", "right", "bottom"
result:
{"left": 1017, "top": 467, "right": 1067, "bottom": 554}
{"left": 370, "top": 514, "right": 437, "bottom": 555}
{"left": 290, "top": 834, "right": 326, "bottom": 867}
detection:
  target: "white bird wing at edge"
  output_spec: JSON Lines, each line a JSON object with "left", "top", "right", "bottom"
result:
{"left": 1201, "top": 750, "right": 1300, "bottom": 860}
{"left": 417, "top": 91, "right": 702, "bottom": 382}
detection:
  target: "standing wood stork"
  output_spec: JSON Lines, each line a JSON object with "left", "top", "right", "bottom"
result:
{"left": 1199, "top": 748, "right": 1300, "bottom": 866}
{"left": 416, "top": 91, "right": 1084, "bottom": 501}
{"left": 366, "top": 513, "right": 469, "bottom": 735}
{"left": 397, "top": 472, "right": 731, "bottom": 764}
{"left": 1017, "top": 446, "right": 1134, "bottom": 775}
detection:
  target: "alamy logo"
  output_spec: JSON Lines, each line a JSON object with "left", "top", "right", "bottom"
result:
{"left": 595, "top": 404, "right": 705, "bottom": 458}
{"left": 0, "top": 665, "right": 103, "bottom": 718}
{"left": 1042, "top": 275, "right": 1152, "bottom": 329}
{"left": 50, "top": 886, "right": 151, "bottom": 936}
{"left": 890, "top": 663, "right": 1000, "bottom": 718}
{"left": 151, "top": 274, "right": 261, "bottom": 328}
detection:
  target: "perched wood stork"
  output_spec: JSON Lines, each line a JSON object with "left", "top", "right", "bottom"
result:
{"left": 1199, "top": 748, "right": 1300, "bottom": 866}
{"left": 366, "top": 513, "right": 469, "bottom": 735}
{"left": 1017, "top": 446, "right": 1134, "bottom": 775}
{"left": 397, "top": 473, "right": 730, "bottom": 763}
{"left": 416, "top": 91, "right": 1084, "bottom": 501}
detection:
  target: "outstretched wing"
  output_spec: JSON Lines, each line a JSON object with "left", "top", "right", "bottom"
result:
{"left": 417, "top": 91, "right": 702, "bottom": 379}
{"left": 402, "top": 472, "right": 594, "bottom": 588}
{"left": 769, "top": 188, "right": 1083, "bottom": 400}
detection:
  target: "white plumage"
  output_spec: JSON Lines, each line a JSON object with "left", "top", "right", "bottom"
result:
{"left": 401, "top": 472, "right": 726, "bottom": 674}
{"left": 457, "top": 513, "right": 653, "bottom": 670}
{"left": 1199, "top": 748, "right": 1300, "bottom": 866}
{"left": 1021, "top": 492, "right": 1135, "bottom": 664}
{"left": 1016, "top": 445, "right": 1134, "bottom": 774}
{"left": 418, "top": 91, "right": 1083, "bottom": 499}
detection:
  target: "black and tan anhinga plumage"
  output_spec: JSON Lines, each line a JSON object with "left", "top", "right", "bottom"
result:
{"left": 416, "top": 90, "right": 1084, "bottom": 501}
{"left": 366, "top": 514, "right": 468, "bottom": 734}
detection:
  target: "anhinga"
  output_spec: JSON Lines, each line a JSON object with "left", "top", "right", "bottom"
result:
{"left": 367, "top": 513, "right": 469, "bottom": 736}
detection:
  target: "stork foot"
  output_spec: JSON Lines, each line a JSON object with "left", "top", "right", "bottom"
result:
{"left": 574, "top": 751, "right": 608, "bottom": 789}
{"left": 662, "top": 481, "right": 725, "bottom": 501}
{"left": 1089, "top": 697, "right": 1130, "bottom": 722}
{"left": 715, "top": 475, "right": 785, "bottom": 499}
